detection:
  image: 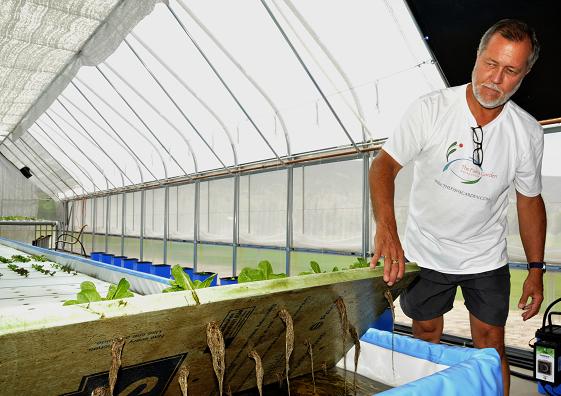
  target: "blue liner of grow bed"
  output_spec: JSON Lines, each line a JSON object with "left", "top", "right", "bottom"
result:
{"left": 90, "top": 252, "right": 104, "bottom": 262}
{"left": 193, "top": 271, "right": 217, "bottom": 286}
{"left": 112, "top": 256, "right": 126, "bottom": 267}
{"left": 220, "top": 276, "right": 238, "bottom": 285}
{"left": 151, "top": 264, "right": 171, "bottom": 278}
{"left": 123, "top": 258, "right": 138, "bottom": 270}
{"left": 182, "top": 266, "right": 194, "bottom": 278}
{"left": 136, "top": 261, "right": 152, "bottom": 273}
{"left": 362, "top": 329, "right": 502, "bottom": 395}
{"left": 100, "top": 253, "right": 114, "bottom": 264}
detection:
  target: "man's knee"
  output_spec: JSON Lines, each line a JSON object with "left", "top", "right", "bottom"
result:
{"left": 470, "top": 315, "right": 506, "bottom": 356}
{"left": 412, "top": 317, "right": 443, "bottom": 343}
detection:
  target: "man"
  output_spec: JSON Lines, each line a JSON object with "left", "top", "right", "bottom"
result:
{"left": 369, "top": 19, "right": 546, "bottom": 395}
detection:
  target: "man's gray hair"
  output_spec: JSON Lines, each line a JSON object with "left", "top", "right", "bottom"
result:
{"left": 478, "top": 19, "right": 540, "bottom": 70}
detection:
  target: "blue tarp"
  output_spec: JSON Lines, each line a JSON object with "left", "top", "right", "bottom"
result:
{"left": 361, "top": 329, "right": 503, "bottom": 396}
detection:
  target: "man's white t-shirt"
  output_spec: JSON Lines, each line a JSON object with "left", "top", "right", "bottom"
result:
{"left": 383, "top": 84, "right": 544, "bottom": 274}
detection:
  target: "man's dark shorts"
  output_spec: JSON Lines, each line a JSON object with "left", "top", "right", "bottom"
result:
{"left": 399, "top": 265, "right": 510, "bottom": 327}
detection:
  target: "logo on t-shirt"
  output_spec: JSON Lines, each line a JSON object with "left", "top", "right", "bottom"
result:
{"left": 442, "top": 141, "right": 483, "bottom": 184}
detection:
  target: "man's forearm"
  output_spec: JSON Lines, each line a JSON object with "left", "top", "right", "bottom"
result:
{"left": 369, "top": 150, "right": 402, "bottom": 228}
{"left": 516, "top": 192, "right": 546, "bottom": 263}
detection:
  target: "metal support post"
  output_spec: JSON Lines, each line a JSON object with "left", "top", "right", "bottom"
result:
{"left": 105, "top": 196, "right": 110, "bottom": 252}
{"left": 285, "top": 167, "right": 294, "bottom": 276}
{"left": 164, "top": 186, "right": 169, "bottom": 264}
{"left": 362, "top": 153, "right": 371, "bottom": 259}
{"left": 232, "top": 174, "right": 240, "bottom": 276}
{"left": 121, "top": 194, "right": 126, "bottom": 256}
{"left": 140, "top": 190, "right": 145, "bottom": 260}
{"left": 194, "top": 181, "right": 200, "bottom": 272}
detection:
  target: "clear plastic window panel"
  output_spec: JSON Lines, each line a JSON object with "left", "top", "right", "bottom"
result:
{"left": 168, "top": 184, "right": 195, "bottom": 241}
{"left": 124, "top": 191, "right": 142, "bottom": 237}
{"left": 293, "top": 160, "right": 363, "bottom": 252}
{"left": 108, "top": 194, "right": 123, "bottom": 235}
{"left": 199, "top": 178, "right": 234, "bottom": 243}
{"left": 239, "top": 170, "right": 287, "bottom": 247}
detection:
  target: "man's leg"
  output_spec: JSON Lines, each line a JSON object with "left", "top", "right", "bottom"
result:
{"left": 469, "top": 313, "right": 509, "bottom": 396}
{"left": 412, "top": 316, "right": 444, "bottom": 343}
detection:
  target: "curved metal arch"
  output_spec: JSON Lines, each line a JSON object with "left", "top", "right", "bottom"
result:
{"left": 122, "top": 38, "right": 227, "bottom": 173}
{"left": 172, "top": 1, "right": 293, "bottom": 157}
{"left": 17, "top": 135, "right": 84, "bottom": 196}
{"left": 52, "top": 101, "right": 132, "bottom": 187}
{"left": 58, "top": 94, "right": 145, "bottom": 184}
{"left": 278, "top": 0, "right": 373, "bottom": 141}
{"left": 71, "top": 79, "right": 164, "bottom": 183}
{"left": 1, "top": 140, "right": 67, "bottom": 200}
{"left": 260, "top": 0, "right": 359, "bottom": 153}
{"left": 93, "top": 67, "right": 177, "bottom": 179}
{"left": 23, "top": 131, "right": 94, "bottom": 196}
{"left": 99, "top": 61, "right": 198, "bottom": 176}
{"left": 39, "top": 115, "right": 114, "bottom": 191}
{"left": 167, "top": 3, "right": 287, "bottom": 165}
{"left": 32, "top": 122, "right": 102, "bottom": 193}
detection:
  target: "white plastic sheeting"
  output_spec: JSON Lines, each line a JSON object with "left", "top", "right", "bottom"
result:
{"left": 1, "top": 0, "right": 161, "bottom": 142}
{"left": 2, "top": 0, "right": 444, "bottom": 199}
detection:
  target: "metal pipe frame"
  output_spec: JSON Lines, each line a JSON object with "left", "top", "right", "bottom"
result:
{"left": 105, "top": 195, "right": 110, "bottom": 252}
{"left": 285, "top": 166, "right": 293, "bottom": 275}
{"left": 16, "top": 136, "right": 81, "bottom": 197}
{"left": 0, "top": 144, "right": 62, "bottom": 200}
{"left": 31, "top": 123, "right": 102, "bottom": 192}
{"left": 362, "top": 153, "right": 371, "bottom": 258}
{"left": 166, "top": 2, "right": 286, "bottom": 165}
{"left": 275, "top": 0, "right": 372, "bottom": 141}
{"left": 21, "top": 133, "right": 87, "bottom": 196}
{"left": 91, "top": 196, "right": 96, "bottom": 253}
{"left": 58, "top": 94, "right": 145, "bottom": 185}
{"left": 164, "top": 186, "right": 169, "bottom": 264}
{"left": 260, "top": 0, "right": 359, "bottom": 152}
{"left": 131, "top": 32, "right": 235, "bottom": 168}
{"left": 3, "top": 139, "right": 67, "bottom": 198}
{"left": 121, "top": 192, "right": 126, "bottom": 256}
{"left": 99, "top": 61, "right": 198, "bottom": 175}
{"left": 53, "top": 100, "right": 132, "bottom": 186}
{"left": 172, "top": 1, "right": 292, "bottom": 157}
{"left": 117, "top": 40, "right": 204, "bottom": 175}
{"left": 125, "top": 36, "right": 228, "bottom": 172}
{"left": 140, "top": 189, "right": 145, "bottom": 261}
{"left": 70, "top": 80, "right": 161, "bottom": 183}
{"left": 194, "top": 180, "right": 200, "bottom": 272}
{"left": 41, "top": 114, "right": 114, "bottom": 190}
{"left": 94, "top": 65, "right": 179, "bottom": 178}
{"left": 232, "top": 174, "right": 240, "bottom": 276}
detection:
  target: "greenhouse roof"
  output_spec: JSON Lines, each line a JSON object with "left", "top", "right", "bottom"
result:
{"left": 0, "top": 0, "right": 558, "bottom": 201}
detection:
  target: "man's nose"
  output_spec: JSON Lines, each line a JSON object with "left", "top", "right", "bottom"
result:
{"left": 490, "top": 68, "right": 504, "bottom": 84}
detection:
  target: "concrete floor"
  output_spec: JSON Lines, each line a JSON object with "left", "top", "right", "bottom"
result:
{"left": 511, "top": 368, "right": 541, "bottom": 396}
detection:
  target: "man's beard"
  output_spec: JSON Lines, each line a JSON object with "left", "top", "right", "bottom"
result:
{"left": 471, "top": 68, "right": 523, "bottom": 109}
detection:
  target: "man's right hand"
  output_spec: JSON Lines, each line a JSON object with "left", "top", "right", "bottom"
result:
{"left": 371, "top": 222, "right": 405, "bottom": 287}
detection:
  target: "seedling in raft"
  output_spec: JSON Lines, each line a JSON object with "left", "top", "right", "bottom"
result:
{"left": 299, "top": 260, "right": 340, "bottom": 275}
{"left": 0, "top": 256, "right": 13, "bottom": 263}
{"left": 50, "top": 262, "right": 77, "bottom": 275}
{"left": 64, "top": 278, "right": 134, "bottom": 305}
{"left": 11, "top": 255, "right": 31, "bottom": 263}
{"left": 163, "top": 265, "right": 216, "bottom": 293}
{"left": 7, "top": 263, "right": 29, "bottom": 277}
{"left": 238, "top": 260, "right": 287, "bottom": 283}
{"left": 30, "top": 254, "right": 49, "bottom": 262}
{"left": 32, "top": 264, "right": 56, "bottom": 276}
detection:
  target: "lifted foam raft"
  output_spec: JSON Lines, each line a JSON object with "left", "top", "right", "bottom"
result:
{"left": 0, "top": 264, "right": 418, "bottom": 395}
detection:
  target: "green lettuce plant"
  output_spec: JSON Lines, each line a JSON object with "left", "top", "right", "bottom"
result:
{"left": 162, "top": 264, "right": 216, "bottom": 293}
{"left": 299, "top": 260, "right": 339, "bottom": 275}
{"left": 63, "top": 278, "right": 133, "bottom": 305}
{"left": 11, "top": 255, "right": 31, "bottom": 263}
{"left": 238, "top": 260, "right": 287, "bottom": 283}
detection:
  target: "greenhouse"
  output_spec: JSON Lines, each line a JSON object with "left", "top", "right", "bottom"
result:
{"left": 0, "top": 1, "right": 560, "bottom": 395}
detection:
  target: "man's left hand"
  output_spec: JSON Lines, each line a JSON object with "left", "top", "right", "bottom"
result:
{"left": 517, "top": 270, "right": 544, "bottom": 321}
